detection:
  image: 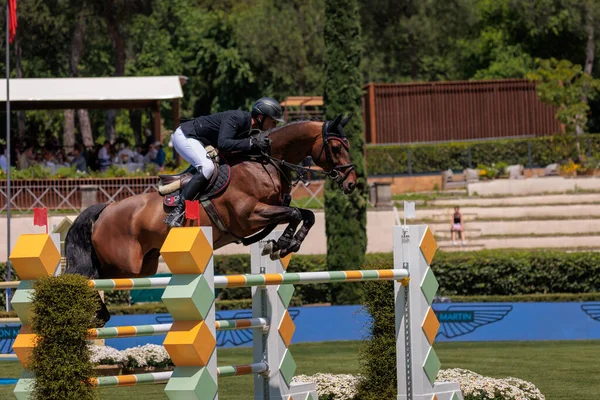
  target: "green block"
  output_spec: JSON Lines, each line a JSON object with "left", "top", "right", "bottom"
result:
{"left": 308, "top": 393, "right": 316, "bottom": 400}
{"left": 279, "top": 349, "right": 297, "bottom": 388}
{"left": 423, "top": 347, "right": 441, "bottom": 386}
{"left": 277, "top": 284, "right": 295, "bottom": 308}
{"left": 14, "top": 370, "right": 35, "bottom": 400}
{"left": 11, "top": 285, "right": 34, "bottom": 325}
{"left": 421, "top": 268, "right": 439, "bottom": 305}
{"left": 451, "top": 392, "right": 461, "bottom": 400}
{"left": 165, "top": 366, "right": 217, "bottom": 400}
{"left": 162, "top": 275, "right": 215, "bottom": 321}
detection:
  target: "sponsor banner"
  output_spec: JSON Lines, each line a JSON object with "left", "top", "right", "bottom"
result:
{"left": 1, "top": 303, "right": 599, "bottom": 352}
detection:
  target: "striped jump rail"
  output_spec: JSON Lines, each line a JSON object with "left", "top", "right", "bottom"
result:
{"left": 91, "top": 362, "right": 269, "bottom": 388}
{"left": 90, "top": 269, "right": 410, "bottom": 291}
{"left": 88, "top": 318, "right": 269, "bottom": 339}
{"left": 0, "top": 318, "right": 21, "bottom": 324}
{"left": 0, "top": 354, "right": 19, "bottom": 361}
{"left": 0, "top": 281, "right": 20, "bottom": 289}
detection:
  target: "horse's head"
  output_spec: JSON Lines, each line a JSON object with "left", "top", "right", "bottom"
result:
{"left": 312, "top": 114, "right": 357, "bottom": 194}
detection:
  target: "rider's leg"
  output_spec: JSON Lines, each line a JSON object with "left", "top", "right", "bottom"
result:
{"left": 164, "top": 128, "right": 215, "bottom": 227}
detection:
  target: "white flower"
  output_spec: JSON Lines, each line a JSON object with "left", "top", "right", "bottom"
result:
{"left": 437, "top": 368, "right": 545, "bottom": 400}
{"left": 88, "top": 345, "right": 126, "bottom": 365}
{"left": 292, "top": 373, "right": 364, "bottom": 399}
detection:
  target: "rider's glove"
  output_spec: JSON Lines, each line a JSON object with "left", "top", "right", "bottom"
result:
{"left": 249, "top": 136, "right": 271, "bottom": 153}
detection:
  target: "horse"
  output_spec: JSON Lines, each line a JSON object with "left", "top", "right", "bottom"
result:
{"left": 64, "top": 114, "right": 357, "bottom": 289}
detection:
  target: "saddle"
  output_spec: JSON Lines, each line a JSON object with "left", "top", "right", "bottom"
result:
{"left": 158, "top": 146, "right": 231, "bottom": 206}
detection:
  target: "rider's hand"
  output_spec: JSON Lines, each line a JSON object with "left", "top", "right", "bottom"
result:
{"left": 250, "top": 136, "right": 271, "bottom": 153}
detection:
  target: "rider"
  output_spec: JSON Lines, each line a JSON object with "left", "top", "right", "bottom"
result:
{"left": 164, "top": 97, "right": 285, "bottom": 227}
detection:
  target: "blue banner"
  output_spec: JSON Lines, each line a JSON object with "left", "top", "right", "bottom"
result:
{"left": 1, "top": 302, "right": 599, "bottom": 353}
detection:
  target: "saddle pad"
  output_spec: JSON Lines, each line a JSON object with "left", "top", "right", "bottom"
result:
{"left": 163, "top": 162, "right": 231, "bottom": 208}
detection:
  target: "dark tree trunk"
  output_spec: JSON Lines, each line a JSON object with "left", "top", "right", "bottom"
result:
{"left": 104, "top": 0, "right": 126, "bottom": 143}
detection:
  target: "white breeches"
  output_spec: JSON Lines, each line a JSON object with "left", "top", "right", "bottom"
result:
{"left": 171, "top": 127, "right": 215, "bottom": 179}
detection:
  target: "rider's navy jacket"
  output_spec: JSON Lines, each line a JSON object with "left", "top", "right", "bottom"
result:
{"left": 179, "top": 110, "right": 253, "bottom": 153}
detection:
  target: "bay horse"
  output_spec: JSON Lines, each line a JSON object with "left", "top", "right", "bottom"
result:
{"left": 64, "top": 115, "right": 357, "bottom": 287}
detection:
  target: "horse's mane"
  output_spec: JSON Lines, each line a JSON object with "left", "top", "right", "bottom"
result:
{"left": 265, "top": 118, "right": 323, "bottom": 136}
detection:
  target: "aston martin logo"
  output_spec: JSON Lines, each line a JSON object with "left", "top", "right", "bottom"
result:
{"left": 582, "top": 303, "right": 600, "bottom": 321}
{"left": 435, "top": 305, "right": 513, "bottom": 339}
{"left": 0, "top": 324, "right": 19, "bottom": 354}
{"left": 156, "top": 309, "right": 301, "bottom": 347}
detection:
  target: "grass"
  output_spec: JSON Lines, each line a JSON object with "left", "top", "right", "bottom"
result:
{"left": 0, "top": 340, "right": 597, "bottom": 399}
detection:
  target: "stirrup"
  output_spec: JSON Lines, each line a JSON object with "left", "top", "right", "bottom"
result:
{"left": 164, "top": 209, "right": 185, "bottom": 227}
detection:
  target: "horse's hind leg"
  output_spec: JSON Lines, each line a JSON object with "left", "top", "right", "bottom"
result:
{"left": 279, "top": 208, "right": 315, "bottom": 258}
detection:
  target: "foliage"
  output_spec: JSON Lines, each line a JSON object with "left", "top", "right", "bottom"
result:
{"left": 323, "top": 0, "right": 368, "bottom": 305}
{"left": 29, "top": 274, "right": 99, "bottom": 400}
{"left": 476, "top": 162, "right": 508, "bottom": 180}
{"left": 527, "top": 58, "right": 600, "bottom": 134}
{"left": 365, "top": 134, "right": 600, "bottom": 175}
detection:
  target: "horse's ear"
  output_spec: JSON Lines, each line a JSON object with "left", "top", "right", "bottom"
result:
{"left": 329, "top": 114, "right": 343, "bottom": 131}
{"left": 341, "top": 113, "right": 353, "bottom": 127}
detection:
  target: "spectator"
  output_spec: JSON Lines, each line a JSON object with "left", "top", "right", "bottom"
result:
{"left": 132, "top": 145, "right": 145, "bottom": 164}
{"left": 151, "top": 141, "right": 166, "bottom": 169}
{"left": 143, "top": 129, "right": 154, "bottom": 152}
{"left": 98, "top": 140, "right": 112, "bottom": 171}
{"left": 56, "top": 150, "right": 70, "bottom": 167}
{"left": 0, "top": 144, "right": 7, "bottom": 172}
{"left": 43, "top": 150, "right": 57, "bottom": 170}
{"left": 144, "top": 143, "right": 158, "bottom": 164}
{"left": 116, "top": 142, "right": 135, "bottom": 164}
{"left": 451, "top": 206, "right": 466, "bottom": 246}
{"left": 72, "top": 144, "right": 88, "bottom": 172}
{"left": 18, "top": 143, "right": 36, "bottom": 169}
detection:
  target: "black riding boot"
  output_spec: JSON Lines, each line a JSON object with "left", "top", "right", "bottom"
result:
{"left": 164, "top": 173, "right": 209, "bottom": 227}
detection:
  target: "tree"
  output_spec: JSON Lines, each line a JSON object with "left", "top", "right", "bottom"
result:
{"left": 323, "top": 0, "right": 368, "bottom": 304}
{"left": 527, "top": 58, "right": 600, "bottom": 137}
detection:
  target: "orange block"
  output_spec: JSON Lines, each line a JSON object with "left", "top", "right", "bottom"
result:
{"left": 163, "top": 320, "right": 216, "bottom": 366}
{"left": 9, "top": 234, "right": 60, "bottom": 280}
{"left": 422, "top": 307, "right": 440, "bottom": 345}
{"left": 280, "top": 253, "right": 293, "bottom": 271}
{"left": 278, "top": 310, "right": 296, "bottom": 347}
{"left": 160, "top": 227, "right": 213, "bottom": 274}
{"left": 13, "top": 325, "right": 38, "bottom": 369}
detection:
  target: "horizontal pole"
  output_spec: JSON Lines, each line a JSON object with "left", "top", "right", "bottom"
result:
{"left": 0, "top": 281, "right": 19, "bottom": 289}
{"left": 91, "top": 362, "right": 269, "bottom": 387}
{"left": 92, "top": 371, "right": 172, "bottom": 387}
{"left": 88, "top": 318, "right": 270, "bottom": 339}
{"left": 0, "top": 318, "right": 20, "bottom": 323}
{"left": 213, "top": 269, "right": 410, "bottom": 288}
{"left": 90, "top": 269, "right": 409, "bottom": 291}
{"left": 215, "top": 317, "right": 269, "bottom": 331}
{"left": 90, "top": 277, "right": 171, "bottom": 291}
{"left": 217, "top": 362, "right": 268, "bottom": 377}
{"left": 0, "top": 354, "right": 18, "bottom": 361}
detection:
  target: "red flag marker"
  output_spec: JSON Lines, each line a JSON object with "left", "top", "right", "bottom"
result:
{"left": 33, "top": 207, "right": 48, "bottom": 234}
{"left": 8, "top": 0, "right": 17, "bottom": 44}
{"left": 185, "top": 200, "right": 201, "bottom": 225}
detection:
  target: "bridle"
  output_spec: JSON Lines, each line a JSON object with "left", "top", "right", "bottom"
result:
{"left": 316, "top": 120, "right": 355, "bottom": 184}
{"left": 260, "top": 120, "right": 355, "bottom": 188}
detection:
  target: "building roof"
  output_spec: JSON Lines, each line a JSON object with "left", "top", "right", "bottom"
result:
{"left": 0, "top": 76, "right": 184, "bottom": 110}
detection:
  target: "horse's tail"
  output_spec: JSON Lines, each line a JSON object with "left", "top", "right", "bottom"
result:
{"left": 64, "top": 203, "right": 108, "bottom": 279}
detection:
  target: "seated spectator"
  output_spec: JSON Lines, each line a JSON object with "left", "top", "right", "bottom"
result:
{"left": 151, "top": 141, "right": 166, "bottom": 169}
{"left": 71, "top": 144, "right": 88, "bottom": 172}
{"left": 115, "top": 143, "right": 136, "bottom": 164}
{"left": 144, "top": 143, "right": 158, "bottom": 164}
{"left": 0, "top": 144, "right": 7, "bottom": 172}
{"left": 98, "top": 140, "right": 112, "bottom": 171}
{"left": 18, "top": 143, "right": 36, "bottom": 169}
{"left": 43, "top": 150, "right": 57, "bottom": 170}
{"left": 55, "top": 150, "right": 71, "bottom": 167}
{"left": 451, "top": 206, "right": 466, "bottom": 246}
{"left": 132, "top": 145, "right": 145, "bottom": 164}
{"left": 34, "top": 151, "right": 43, "bottom": 164}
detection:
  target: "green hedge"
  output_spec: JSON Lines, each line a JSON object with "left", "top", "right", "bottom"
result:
{"left": 366, "top": 133, "right": 600, "bottom": 175}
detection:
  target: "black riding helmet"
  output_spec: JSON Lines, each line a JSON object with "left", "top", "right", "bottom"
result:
{"left": 251, "top": 97, "right": 285, "bottom": 123}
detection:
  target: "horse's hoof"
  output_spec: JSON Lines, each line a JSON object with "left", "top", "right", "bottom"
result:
{"left": 269, "top": 250, "right": 281, "bottom": 261}
{"left": 262, "top": 240, "right": 276, "bottom": 256}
